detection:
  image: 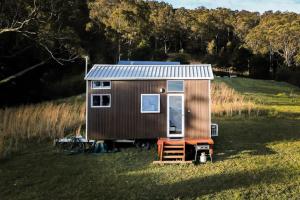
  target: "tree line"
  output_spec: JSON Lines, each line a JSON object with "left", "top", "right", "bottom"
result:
{"left": 88, "top": 1, "right": 300, "bottom": 76}
{"left": 0, "top": 0, "right": 300, "bottom": 104}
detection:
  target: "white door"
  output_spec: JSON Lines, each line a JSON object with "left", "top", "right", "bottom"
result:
{"left": 167, "top": 94, "right": 184, "bottom": 138}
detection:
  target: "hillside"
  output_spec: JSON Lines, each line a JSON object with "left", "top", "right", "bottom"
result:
{"left": 217, "top": 78, "right": 300, "bottom": 117}
{"left": 1, "top": 78, "right": 300, "bottom": 199}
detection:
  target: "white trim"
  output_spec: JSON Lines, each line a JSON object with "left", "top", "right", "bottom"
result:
{"left": 92, "top": 64, "right": 211, "bottom": 66}
{"left": 85, "top": 56, "right": 89, "bottom": 140}
{"left": 90, "top": 64, "right": 212, "bottom": 68}
{"left": 167, "top": 94, "right": 185, "bottom": 138}
{"left": 167, "top": 80, "right": 184, "bottom": 93}
{"left": 140, "top": 94, "right": 160, "bottom": 113}
{"left": 91, "top": 94, "right": 111, "bottom": 108}
{"left": 211, "top": 123, "right": 218, "bottom": 137}
{"left": 208, "top": 80, "right": 212, "bottom": 138}
{"left": 85, "top": 81, "right": 89, "bottom": 140}
{"left": 91, "top": 81, "right": 111, "bottom": 89}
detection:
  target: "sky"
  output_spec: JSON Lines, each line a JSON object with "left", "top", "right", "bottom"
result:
{"left": 162, "top": 0, "right": 300, "bottom": 13}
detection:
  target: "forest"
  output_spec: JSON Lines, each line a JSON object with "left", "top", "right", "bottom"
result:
{"left": 1, "top": 0, "right": 300, "bottom": 105}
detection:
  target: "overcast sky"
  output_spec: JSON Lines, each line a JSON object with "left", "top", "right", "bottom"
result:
{"left": 162, "top": 0, "right": 300, "bottom": 13}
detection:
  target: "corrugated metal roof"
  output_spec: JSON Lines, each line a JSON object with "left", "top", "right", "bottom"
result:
{"left": 85, "top": 64, "right": 214, "bottom": 80}
{"left": 118, "top": 60, "right": 180, "bottom": 65}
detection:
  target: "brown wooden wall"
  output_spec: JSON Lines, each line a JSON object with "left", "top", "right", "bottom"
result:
{"left": 184, "top": 80, "right": 210, "bottom": 138}
{"left": 87, "top": 80, "right": 210, "bottom": 140}
{"left": 87, "top": 81, "right": 167, "bottom": 139}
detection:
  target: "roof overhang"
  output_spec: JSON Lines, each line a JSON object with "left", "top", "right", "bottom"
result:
{"left": 84, "top": 64, "right": 214, "bottom": 81}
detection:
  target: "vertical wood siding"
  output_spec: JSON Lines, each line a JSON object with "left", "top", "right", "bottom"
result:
{"left": 88, "top": 80, "right": 210, "bottom": 140}
{"left": 184, "top": 80, "right": 210, "bottom": 138}
{"left": 88, "top": 80, "right": 167, "bottom": 139}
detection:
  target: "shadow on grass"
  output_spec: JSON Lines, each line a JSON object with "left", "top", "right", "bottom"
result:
{"left": 121, "top": 167, "right": 286, "bottom": 199}
{"left": 0, "top": 140, "right": 295, "bottom": 200}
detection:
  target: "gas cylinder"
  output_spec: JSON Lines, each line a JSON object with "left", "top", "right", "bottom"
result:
{"left": 200, "top": 152, "right": 207, "bottom": 163}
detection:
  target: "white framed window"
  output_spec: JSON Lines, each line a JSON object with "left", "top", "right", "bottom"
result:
{"left": 91, "top": 81, "right": 111, "bottom": 89}
{"left": 167, "top": 80, "right": 184, "bottom": 92}
{"left": 91, "top": 94, "right": 111, "bottom": 108}
{"left": 141, "top": 94, "right": 160, "bottom": 113}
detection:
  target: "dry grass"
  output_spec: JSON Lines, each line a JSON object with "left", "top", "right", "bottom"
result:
{"left": 0, "top": 101, "right": 85, "bottom": 159}
{"left": 211, "top": 82, "right": 258, "bottom": 116}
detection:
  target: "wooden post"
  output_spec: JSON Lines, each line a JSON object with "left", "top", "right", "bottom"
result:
{"left": 160, "top": 143, "right": 164, "bottom": 161}
{"left": 209, "top": 144, "right": 213, "bottom": 162}
{"left": 183, "top": 142, "right": 186, "bottom": 161}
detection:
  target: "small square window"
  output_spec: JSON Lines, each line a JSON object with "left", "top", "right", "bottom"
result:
{"left": 141, "top": 94, "right": 160, "bottom": 113}
{"left": 92, "top": 81, "right": 111, "bottom": 89}
{"left": 167, "top": 80, "right": 184, "bottom": 92}
{"left": 91, "top": 94, "right": 111, "bottom": 108}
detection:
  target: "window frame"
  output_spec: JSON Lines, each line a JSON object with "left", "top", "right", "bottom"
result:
{"left": 91, "top": 81, "right": 111, "bottom": 90}
{"left": 167, "top": 80, "right": 184, "bottom": 93}
{"left": 91, "top": 94, "right": 111, "bottom": 108}
{"left": 140, "top": 94, "right": 160, "bottom": 113}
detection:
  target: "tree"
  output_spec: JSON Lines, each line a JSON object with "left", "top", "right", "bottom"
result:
{"left": 2, "top": 0, "right": 300, "bottom": 87}
{"left": 189, "top": 7, "right": 215, "bottom": 53}
{"left": 0, "top": 0, "right": 37, "bottom": 34}
{"left": 246, "top": 12, "right": 300, "bottom": 68}
{"left": 174, "top": 8, "right": 192, "bottom": 51}
{"left": 0, "top": 0, "right": 85, "bottom": 84}
{"left": 207, "top": 40, "right": 216, "bottom": 55}
{"left": 209, "top": 8, "right": 235, "bottom": 54}
{"left": 232, "top": 10, "right": 260, "bottom": 41}
{"left": 148, "top": 1, "right": 176, "bottom": 54}
{"left": 89, "top": 0, "right": 150, "bottom": 60}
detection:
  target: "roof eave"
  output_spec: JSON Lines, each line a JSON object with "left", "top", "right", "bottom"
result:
{"left": 84, "top": 64, "right": 215, "bottom": 80}
{"left": 84, "top": 77, "right": 214, "bottom": 81}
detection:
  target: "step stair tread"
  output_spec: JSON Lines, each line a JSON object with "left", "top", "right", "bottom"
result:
{"left": 153, "top": 161, "right": 193, "bottom": 164}
{"left": 164, "top": 146, "right": 184, "bottom": 148}
{"left": 163, "top": 155, "right": 184, "bottom": 159}
{"left": 164, "top": 150, "right": 184, "bottom": 153}
{"left": 164, "top": 142, "right": 185, "bottom": 145}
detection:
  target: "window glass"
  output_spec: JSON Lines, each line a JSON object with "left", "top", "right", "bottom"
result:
{"left": 101, "top": 95, "right": 110, "bottom": 106}
{"left": 141, "top": 94, "right": 160, "bottom": 113}
{"left": 92, "top": 94, "right": 111, "bottom": 107}
{"left": 93, "top": 81, "right": 101, "bottom": 88}
{"left": 102, "top": 81, "right": 111, "bottom": 87}
{"left": 167, "top": 80, "right": 184, "bottom": 92}
{"left": 92, "top": 81, "right": 111, "bottom": 89}
{"left": 92, "top": 95, "right": 101, "bottom": 107}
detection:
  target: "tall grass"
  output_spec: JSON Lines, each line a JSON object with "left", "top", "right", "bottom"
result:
{"left": 211, "top": 82, "right": 258, "bottom": 116}
{"left": 0, "top": 101, "right": 85, "bottom": 159}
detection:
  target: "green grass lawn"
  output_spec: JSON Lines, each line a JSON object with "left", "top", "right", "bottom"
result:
{"left": 216, "top": 77, "right": 300, "bottom": 117}
{"left": 1, "top": 78, "right": 300, "bottom": 200}
{"left": 1, "top": 118, "right": 300, "bottom": 200}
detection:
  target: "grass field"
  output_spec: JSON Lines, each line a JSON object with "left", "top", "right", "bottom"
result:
{"left": 1, "top": 78, "right": 300, "bottom": 200}
{"left": 217, "top": 78, "right": 300, "bottom": 118}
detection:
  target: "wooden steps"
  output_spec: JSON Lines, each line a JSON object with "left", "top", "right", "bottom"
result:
{"left": 155, "top": 138, "right": 214, "bottom": 164}
{"left": 159, "top": 141, "right": 185, "bottom": 162}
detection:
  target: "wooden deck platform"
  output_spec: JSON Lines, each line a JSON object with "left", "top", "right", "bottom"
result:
{"left": 155, "top": 138, "right": 214, "bottom": 163}
{"left": 157, "top": 138, "right": 214, "bottom": 145}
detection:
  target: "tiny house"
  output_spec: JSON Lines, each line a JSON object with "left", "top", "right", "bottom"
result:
{"left": 85, "top": 62, "right": 215, "bottom": 162}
